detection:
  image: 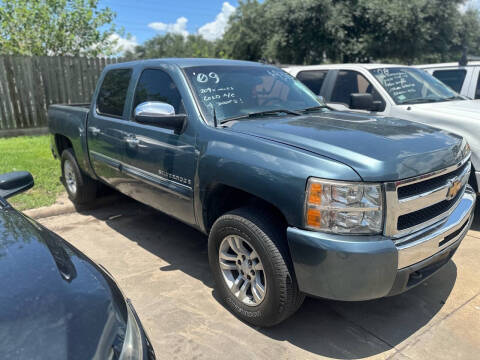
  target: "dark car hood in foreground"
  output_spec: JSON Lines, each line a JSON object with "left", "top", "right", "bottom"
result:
{"left": 0, "top": 208, "right": 126, "bottom": 360}
{"left": 226, "top": 111, "right": 464, "bottom": 181}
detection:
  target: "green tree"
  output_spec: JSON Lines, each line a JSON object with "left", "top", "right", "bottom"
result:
{"left": 262, "top": 0, "right": 336, "bottom": 65}
{"left": 0, "top": 0, "right": 116, "bottom": 56}
{"left": 219, "top": 0, "right": 480, "bottom": 65}
{"left": 127, "top": 33, "right": 216, "bottom": 59}
{"left": 217, "top": 0, "right": 267, "bottom": 61}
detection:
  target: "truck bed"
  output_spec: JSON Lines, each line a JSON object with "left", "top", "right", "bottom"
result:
{"left": 48, "top": 103, "right": 91, "bottom": 176}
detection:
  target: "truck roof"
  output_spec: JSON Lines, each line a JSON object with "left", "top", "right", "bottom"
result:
{"left": 106, "top": 58, "right": 263, "bottom": 70}
{"left": 416, "top": 61, "right": 480, "bottom": 68}
{"left": 284, "top": 63, "right": 405, "bottom": 72}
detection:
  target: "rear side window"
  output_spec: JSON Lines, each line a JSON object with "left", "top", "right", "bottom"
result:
{"left": 296, "top": 70, "right": 328, "bottom": 95}
{"left": 96, "top": 69, "right": 132, "bottom": 118}
{"left": 133, "top": 69, "right": 184, "bottom": 113}
{"left": 432, "top": 69, "right": 466, "bottom": 93}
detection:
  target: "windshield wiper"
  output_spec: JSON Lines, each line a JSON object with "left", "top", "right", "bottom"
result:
{"left": 220, "top": 109, "right": 301, "bottom": 124}
{"left": 443, "top": 95, "right": 465, "bottom": 101}
{"left": 399, "top": 98, "right": 443, "bottom": 105}
{"left": 299, "top": 105, "right": 328, "bottom": 113}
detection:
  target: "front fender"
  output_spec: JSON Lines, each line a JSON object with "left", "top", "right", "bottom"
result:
{"left": 195, "top": 128, "right": 361, "bottom": 231}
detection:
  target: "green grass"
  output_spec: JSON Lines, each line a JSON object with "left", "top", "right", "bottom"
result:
{"left": 0, "top": 135, "right": 64, "bottom": 210}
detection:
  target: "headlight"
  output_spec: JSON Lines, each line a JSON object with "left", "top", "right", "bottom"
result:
{"left": 305, "top": 178, "right": 383, "bottom": 234}
{"left": 119, "top": 299, "right": 144, "bottom": 360}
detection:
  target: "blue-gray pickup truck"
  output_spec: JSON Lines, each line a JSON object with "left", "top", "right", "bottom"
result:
{"left": 48, "top": 58, "right": 476, "bottom": 327}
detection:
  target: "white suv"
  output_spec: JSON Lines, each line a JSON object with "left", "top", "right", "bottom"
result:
{"left": 284, "top": 63, "right": 480, "bottom": 192}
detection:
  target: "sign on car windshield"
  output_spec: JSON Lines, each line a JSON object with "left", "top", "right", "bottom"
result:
{"left": 370, "top": 67, "right": 456, "bottom": 105}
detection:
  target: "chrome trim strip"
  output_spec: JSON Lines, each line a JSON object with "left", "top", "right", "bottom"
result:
{"left": 122, "top": 163, "right": 192, "bottom": 199}
{"left": 89, "top": 150, "right": 193, "bottom": 197}
{"left": 396, "top": 186, "right": 475, "bottom": 269}
{"left": 90, "top": 150, "right": 121, "bottom": 170}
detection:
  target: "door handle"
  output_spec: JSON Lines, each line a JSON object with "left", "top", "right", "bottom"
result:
{"left": 88, "top": 127, "right": 101, "bottom": 136}
{"left": 125, "top": 137, "right": 140, "bottom": 148}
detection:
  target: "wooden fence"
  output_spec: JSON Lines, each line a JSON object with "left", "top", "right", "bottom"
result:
{"left": 0, "top": 56, "right": 123, "bottom": 130}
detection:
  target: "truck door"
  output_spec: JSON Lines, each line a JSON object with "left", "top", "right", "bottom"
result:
{"left": 87, "top": 68, "right": 132, "bottom": 186}
{"left": 120, "top": 68, "right": 196, "bottom": 226}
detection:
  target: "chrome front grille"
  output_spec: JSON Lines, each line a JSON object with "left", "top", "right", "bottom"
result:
{"left": 384, "top": 156, "right": 471, "bottom": 238}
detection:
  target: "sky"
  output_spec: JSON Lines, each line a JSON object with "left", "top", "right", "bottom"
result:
{"left": 100, "top": 0, "right": 239, "bottom": 53}
{"left": 102, "top": 0, "right": 480, "bottom": 54}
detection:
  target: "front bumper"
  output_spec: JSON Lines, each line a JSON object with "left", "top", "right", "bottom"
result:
{"left": 287, "top": 186, "right": 476, "bottom": 301}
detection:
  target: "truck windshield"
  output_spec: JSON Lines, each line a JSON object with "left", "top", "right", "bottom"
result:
{"left": 184, "top": 65, "right": 321, "bottom": 123}
{"left": 370, "top": 67, "right": 463, "bottom": 105}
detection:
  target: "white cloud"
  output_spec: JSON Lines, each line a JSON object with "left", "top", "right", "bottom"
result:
{"left": 198, "top": 2, "right": 236, "bottom": 41}
{"left": 108, "top": 33, "right": 138, "bottom": 54}
{"left": 148, "top": 17, "right": 189, "bottom": 37}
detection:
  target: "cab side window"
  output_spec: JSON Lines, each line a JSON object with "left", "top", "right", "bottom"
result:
{"left": 296, "top": 70, "right": 328, "bottom": 95}
{"left": 330, "top": 70, "right": 383, "bottom": 108}
{"left": 133, "top": 69, "right": 184, "bottom": 114}
{"left": 96, "top": 69, "right": 132, "bottom": 118}
{"left": 432, "top": 69, "right": 466, "bottom": 93}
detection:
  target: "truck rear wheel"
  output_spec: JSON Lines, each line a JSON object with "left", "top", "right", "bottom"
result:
{"left": 61, "top": 149, "right": 97, "bottom": 205}
{"left": 208, "top": 207, "right": 304, "bottom": 327}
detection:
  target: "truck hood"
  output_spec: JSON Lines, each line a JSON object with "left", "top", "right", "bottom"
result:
{"left": 402, "top": 99, "right": 480, "bottom": 119}
{"left": 226, "top": 111, "right": 464, "bottom": 181}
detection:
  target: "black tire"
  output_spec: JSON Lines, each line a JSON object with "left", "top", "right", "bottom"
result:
{"left": 208, "top": 206, "right": 305, "bottom": 327}
{"left": 61, "top": 148, "right": 98, "bottom": 205}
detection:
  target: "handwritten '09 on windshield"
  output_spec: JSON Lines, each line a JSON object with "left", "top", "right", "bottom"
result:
{"left": 196, "top": 72, "right": 220, "bottom": 84}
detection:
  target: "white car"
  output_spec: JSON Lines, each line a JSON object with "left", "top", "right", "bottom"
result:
{"left": 416, "top": 61, "right": 480, "bottom": 99}
{"left": 284, "top": 63, "right": 480, "bottom": 192}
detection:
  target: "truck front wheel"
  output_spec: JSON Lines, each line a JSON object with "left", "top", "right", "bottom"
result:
{"left": 208, "top": 207, "right": 304, "bottom": 327}
{"left": 61, "top": 149, "right": 97, "bottom": 205}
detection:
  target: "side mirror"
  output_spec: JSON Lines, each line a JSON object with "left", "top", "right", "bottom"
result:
{"left": 0, "top": 171, "right": 34, "bottom": 199}
{"left": 350, "top": 93, "right": 374, "bottom": 111}
{"left": 134, "top": 101, "right": 186, "bottom": 134}
{"left": 371, "top": 100, "right": 384, "bottom": 112}
{"left": 350, "top": 93, "right": 384, "bottom": 112}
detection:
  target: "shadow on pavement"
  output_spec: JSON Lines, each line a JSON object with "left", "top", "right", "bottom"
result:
{"left": 81, "top": 193, "right": 459, "bottom": 359}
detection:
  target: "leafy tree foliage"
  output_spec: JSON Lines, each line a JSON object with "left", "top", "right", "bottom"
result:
{"left": 0, "top": 0, "right": 116, "bottom": 56}
{"left": 219, "top": 0, "right": 480, "bottom": 65}
{"left": 125, "top": 33, "right": 216, "bottom": 60}
{"left": 217, "top": 0, "right": 267, "bottom": 60}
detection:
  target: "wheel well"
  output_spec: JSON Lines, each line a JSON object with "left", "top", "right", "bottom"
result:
{"left": 203, "top": 184, "right": 287, "bottom": 233}
{"left": 55, "top": 134, "right": 73, "bottom": 156}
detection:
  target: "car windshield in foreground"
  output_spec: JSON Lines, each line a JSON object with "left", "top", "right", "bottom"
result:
{"left": 370, "top": 67, "right": 463, "bottom": 105}
{"left": 183, "top": 65, "right": 321, "bottom": 124}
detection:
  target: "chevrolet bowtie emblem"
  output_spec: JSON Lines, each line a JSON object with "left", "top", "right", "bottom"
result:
{"left": 446, "top": 179, "right": 462, "bottom": 200}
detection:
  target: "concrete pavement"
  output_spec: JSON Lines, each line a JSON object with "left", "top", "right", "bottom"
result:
{"left": 37, "top": 195, "right": 480, "bottom": 360}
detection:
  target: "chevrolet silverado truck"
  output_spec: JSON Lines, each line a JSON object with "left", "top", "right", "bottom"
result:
{"left": 284, "top": 64, "right": 480, "bottom": 194}
{"left": 48, "top": 58, "right": 476, "bottom": 327}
